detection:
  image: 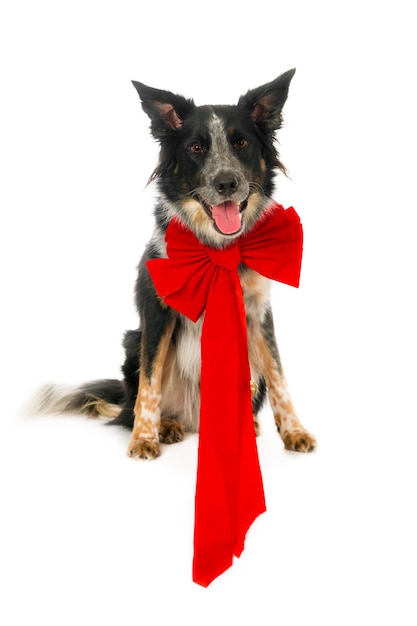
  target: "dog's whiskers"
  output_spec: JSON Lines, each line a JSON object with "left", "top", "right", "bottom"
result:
{"left": 175, "top": 187, "right": 203, "bottom": 202}
{"left": 248, "top": 181, "right": 266, "bottom": 199}
{"left": 179, "top": 184, "right": 266, "bottom": 206}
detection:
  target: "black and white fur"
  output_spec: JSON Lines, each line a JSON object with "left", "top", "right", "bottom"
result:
{"left": 36, "top": 70, "right": 316, "bottom": 459}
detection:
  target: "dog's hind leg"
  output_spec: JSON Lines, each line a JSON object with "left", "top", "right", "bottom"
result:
{"left": 127, "top": 315, "right": 176, "bottom": 460}
{"left": 107, "top": 329, "right": 142, "bottom": 430}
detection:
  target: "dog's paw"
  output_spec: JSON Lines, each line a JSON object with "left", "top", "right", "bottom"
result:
{"left": 127, "top": 437, "right": 161, "bottom": 460}
{"left": 282, "top": 429, "right": 317, "bottom": 453}
{"left": 159, "top": 417, "right": 184, "bottom": 444}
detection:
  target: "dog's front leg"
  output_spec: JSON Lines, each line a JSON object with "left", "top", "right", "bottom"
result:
{"left": 255, "top": 310, "right": 316, "bottom": 452}
{"left": 127, "top": 314, "right": 175, "bottom": 460}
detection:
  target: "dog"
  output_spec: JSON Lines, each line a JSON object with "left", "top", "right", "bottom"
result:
{"left": 37, "top": 69, "right": 316, "bottom": 459}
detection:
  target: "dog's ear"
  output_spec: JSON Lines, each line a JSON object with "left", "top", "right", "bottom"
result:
{"left": 238, "top": 68, "right": 296, "bottom": 130}
{"left": 132, "top": 81, "right": 195, "bottom": 139}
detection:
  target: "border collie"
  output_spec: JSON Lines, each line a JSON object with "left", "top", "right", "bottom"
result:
{"left": 37, "top": 69, "right": 316, "bottom": 459}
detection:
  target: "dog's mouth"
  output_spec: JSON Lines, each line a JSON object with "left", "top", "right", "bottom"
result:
{"left": 199, "top": 198, "right": 248, "bottom": 235}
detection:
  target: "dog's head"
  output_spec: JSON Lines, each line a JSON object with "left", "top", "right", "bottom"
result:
{"left": 132, "top": 69, "right": 295, "bottom": 248}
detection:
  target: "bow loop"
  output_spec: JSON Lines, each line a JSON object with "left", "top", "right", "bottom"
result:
{"left": 239, "top": 206, "right": 303, "bottom": 286}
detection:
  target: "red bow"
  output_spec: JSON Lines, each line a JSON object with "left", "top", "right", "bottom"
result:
{"left": 146, "top": 202, "right": 303, "bottom": 586}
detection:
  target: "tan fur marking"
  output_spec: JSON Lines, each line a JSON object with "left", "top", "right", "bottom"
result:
{"left": 127, "top": 438, "right": 161, "bottom": 460}
{"left": 158, "top": 296, "right": 169, "bottom": 309}
{"left": 248, "top": 323, "right": 316, "bottom": 453}
{"left": 244, "top": 192, "right": 265, "bottom": 227}
{"left": 240, "top": 269, "right": 270, "bottom": 302}
{"left": 282, "top": 430, "right": 316, "bottom": 453}
{"left": 158, "top": 417, "right": 185, "bottom": 444}
{"left": 127, "top": 318, "right": 176, "bottom": 460}
{"left": 182, "top": 198, "right": 210, "bottom": 230}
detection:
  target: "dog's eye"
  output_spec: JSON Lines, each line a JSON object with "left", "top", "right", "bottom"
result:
{"left": 190, "top": 142, "right": 204, "bottom": 155}
{"left": 234, "top": 137, "right": 248, "bottom": 150}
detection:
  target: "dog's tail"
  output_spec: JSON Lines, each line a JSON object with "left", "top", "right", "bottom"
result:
{"left": 31, "top": 379, "right": 126, "bottom": 419}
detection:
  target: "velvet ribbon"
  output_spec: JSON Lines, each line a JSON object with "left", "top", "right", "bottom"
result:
{"left": 146, "top": 202, "right": 303, "bottom": 586}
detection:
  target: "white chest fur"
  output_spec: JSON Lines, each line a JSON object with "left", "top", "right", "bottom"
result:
{"left": 160, "top": 269, "right": 271, "bottom": 432}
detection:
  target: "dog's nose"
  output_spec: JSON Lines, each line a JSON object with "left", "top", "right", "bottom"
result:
{"left": 214, "top": 171, "right": 239, "bottom": 195}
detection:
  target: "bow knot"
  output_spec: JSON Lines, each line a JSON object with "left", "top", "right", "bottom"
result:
{"left": 207, "top": 243, "right": 241, "bottom": 270}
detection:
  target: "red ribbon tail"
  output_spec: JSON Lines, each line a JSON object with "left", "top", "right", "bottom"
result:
{"left": 192, "top": 269, "right": 266, "bottom": 587}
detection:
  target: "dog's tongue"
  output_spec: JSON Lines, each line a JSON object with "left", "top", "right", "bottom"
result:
{"left": 212, "top": 201, "right": 241, "bottom": 234}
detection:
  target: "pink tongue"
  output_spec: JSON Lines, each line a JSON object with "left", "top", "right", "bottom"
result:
{"left": 211, "top": 201, "right": 241, "bottom": 234}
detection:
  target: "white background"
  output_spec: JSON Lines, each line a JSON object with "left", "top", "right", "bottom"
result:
{"left": 1, "top": 1, "right": 416, "bottom": 624}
